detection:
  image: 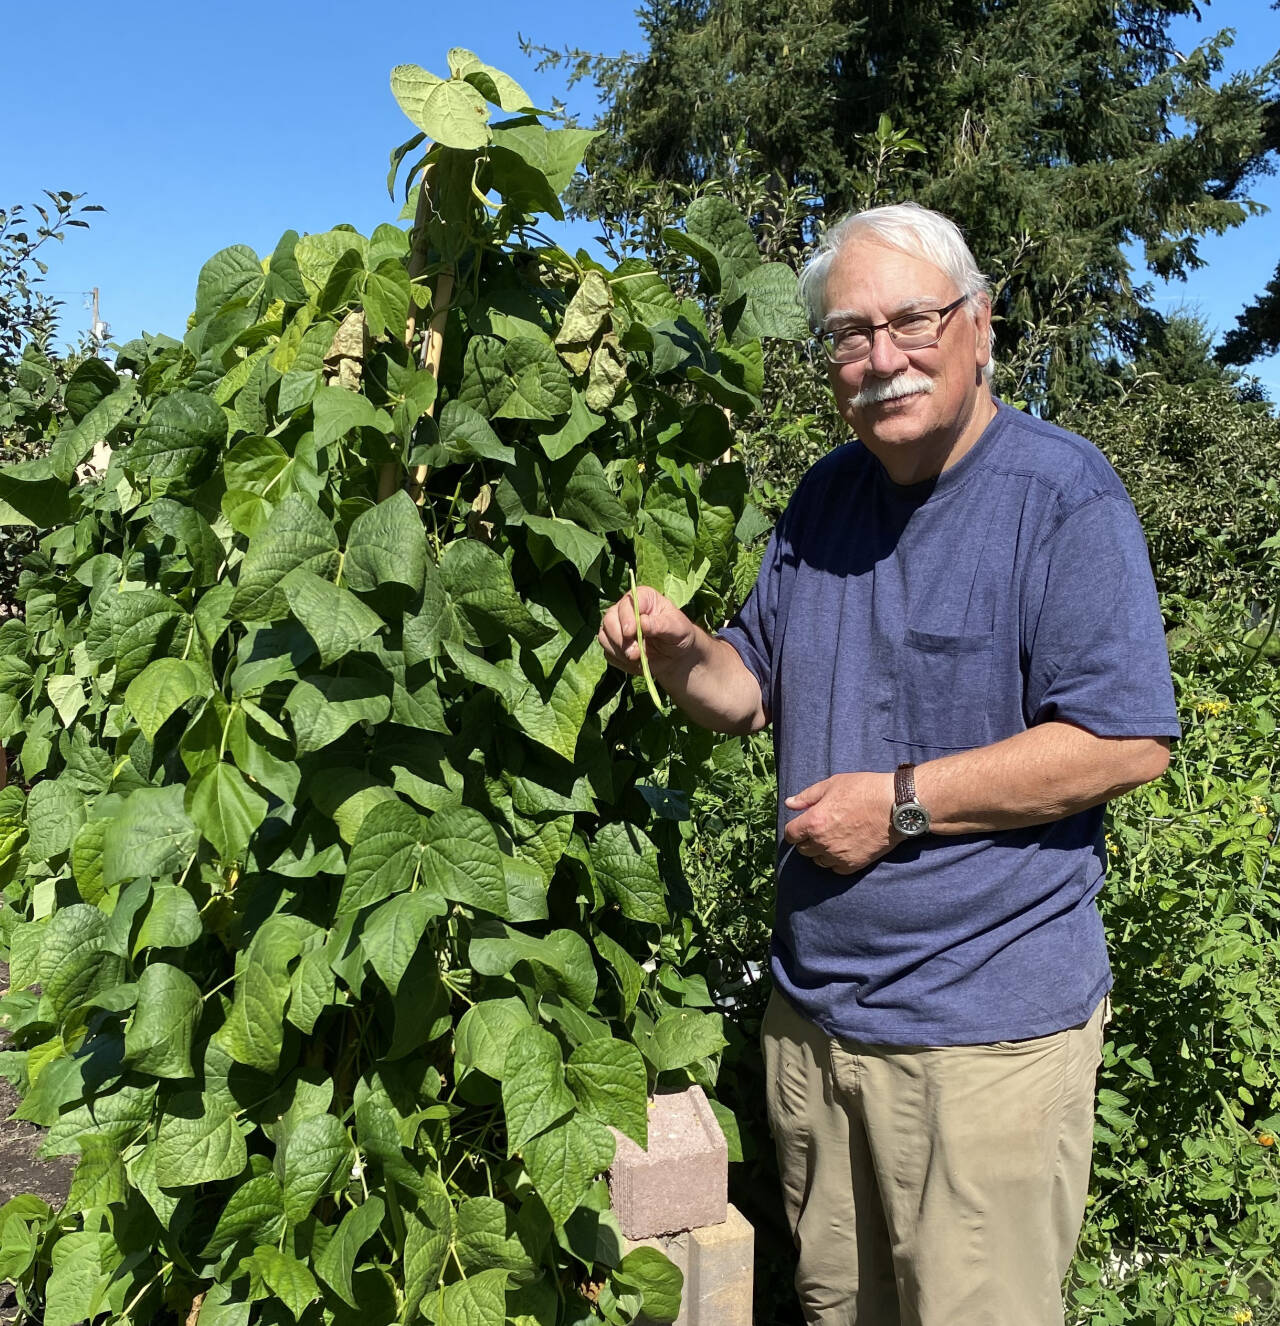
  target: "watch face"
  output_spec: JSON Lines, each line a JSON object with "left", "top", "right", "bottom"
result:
{"left": 894, "top": 805, "right": 929, "bottom": 836}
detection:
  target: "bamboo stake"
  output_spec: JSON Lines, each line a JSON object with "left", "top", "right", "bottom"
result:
{"left": 378, "top": 163, "right": 455, "bottom": 504}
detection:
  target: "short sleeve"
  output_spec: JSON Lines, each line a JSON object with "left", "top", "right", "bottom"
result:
{"left": 1022, "top": 494, "right": 1181, "bottom": 739}
{"left": 717, "top": 514, "right": 791, "bottom": 708}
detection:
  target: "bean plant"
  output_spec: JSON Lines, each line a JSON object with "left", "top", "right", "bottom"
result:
{"left": 0, "top": 49, "right": 806, "bottom": 1326}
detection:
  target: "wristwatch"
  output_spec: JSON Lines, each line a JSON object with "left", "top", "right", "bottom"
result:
{"left": 891, "top": 763, "right": 931, "bottom": 837}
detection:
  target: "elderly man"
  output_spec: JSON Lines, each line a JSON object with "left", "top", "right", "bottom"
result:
{"left": 598, "top": 202, "right": 1179, "bottom": 1325}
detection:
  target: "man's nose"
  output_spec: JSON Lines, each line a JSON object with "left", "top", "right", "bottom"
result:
{"left": 865, "top": 325, "right": 910, "bottom": 376}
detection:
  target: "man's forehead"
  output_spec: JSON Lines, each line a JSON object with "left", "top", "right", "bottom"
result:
{"left": 824, "top": 241, "right": 957, "bottom": 316}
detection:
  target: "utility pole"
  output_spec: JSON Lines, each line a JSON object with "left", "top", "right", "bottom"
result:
{"left": 90, "top": 287, "right": 109, "bottom": 347}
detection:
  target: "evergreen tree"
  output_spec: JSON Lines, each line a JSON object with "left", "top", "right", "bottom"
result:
{"left": 538, "top": 0, "right": 1275, "bottom": 411}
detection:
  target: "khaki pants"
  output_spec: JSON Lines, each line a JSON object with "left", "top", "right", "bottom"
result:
{"left": 761, "top": 989, "right": 1107, "bottom": 1326}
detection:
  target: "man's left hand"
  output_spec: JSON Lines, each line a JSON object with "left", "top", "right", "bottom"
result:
{"left": 783, "top": 773, "right": 898, "bottom": 875}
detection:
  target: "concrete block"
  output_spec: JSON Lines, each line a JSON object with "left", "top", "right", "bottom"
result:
{"left": 688, "top": 1205, "right": 754, "bottom": 1326}
{"left": 625, "top": 1205, "right": 754, "bottom": 1326}
{"left": 608, "top": 1086, "right": 727, "bottom": 1239}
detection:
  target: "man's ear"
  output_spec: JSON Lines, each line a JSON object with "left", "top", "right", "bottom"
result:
{"left": 972, "top": 294, "right": 993, "bottom": 371}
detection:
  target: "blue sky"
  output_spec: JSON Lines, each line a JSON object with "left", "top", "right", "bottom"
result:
{"left": 5, "top": 0, "right": 1277, "bottom": 393}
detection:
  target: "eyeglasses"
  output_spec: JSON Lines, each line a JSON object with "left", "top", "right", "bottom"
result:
{"left": 816, "top": 294, "right": 971, "bottom": 364}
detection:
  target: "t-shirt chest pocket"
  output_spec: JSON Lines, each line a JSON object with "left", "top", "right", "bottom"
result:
{"left": 886, "top": 627, "right": 994, "bottom": 751}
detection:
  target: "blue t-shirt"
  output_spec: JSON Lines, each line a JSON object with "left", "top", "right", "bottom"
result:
{"left": 719, "top": 402, "right": 1181, "bottom": 1046}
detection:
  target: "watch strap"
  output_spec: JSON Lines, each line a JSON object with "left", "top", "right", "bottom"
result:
{"left": 894, "top": 762, "right": 917, "bottom": 809}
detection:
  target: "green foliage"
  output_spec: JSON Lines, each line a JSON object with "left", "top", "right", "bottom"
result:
{"left": 0, "top": 50, "right": 804, "bottom": 1325}
{"left": 1063, "top": 376, "right": 1280, "bottom": 603}
{"left": 1074, "top": 598, "right": 1280, "bottom": 1324}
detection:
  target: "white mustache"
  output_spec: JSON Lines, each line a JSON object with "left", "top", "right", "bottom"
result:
{"left": 851, "top": 374, "right": 935, "bottom": 408}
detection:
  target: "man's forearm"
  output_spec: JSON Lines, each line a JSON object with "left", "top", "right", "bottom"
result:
{"left": 784, "top": 721, "right": 1171, "bottom": 875}
{"left": 915, "top": 721, "right": 1171, "bottom": 834}
{"left": 653, "top": 632, "right": 767, "bottom": 735}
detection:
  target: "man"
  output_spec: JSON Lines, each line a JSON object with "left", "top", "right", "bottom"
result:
{"left": 598, "top": 202, "right": 1179, "bottom": 1326}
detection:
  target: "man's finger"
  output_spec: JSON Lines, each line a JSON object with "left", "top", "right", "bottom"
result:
{"left": 785, "top": 779, "right": 828, "bottom": 811}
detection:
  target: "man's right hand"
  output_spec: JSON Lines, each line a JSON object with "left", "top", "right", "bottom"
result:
{"left": 597, "top": 584, "right": 696, "bottom": 680}
{"left": 597, "top": 585, "right": 769, "bottom": 735}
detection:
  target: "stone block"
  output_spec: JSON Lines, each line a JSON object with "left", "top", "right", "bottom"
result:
{"left": 625, "top": 1205, "right": 754, "bottom": 1326}
{"left": 687, "top": 1205, "right": 754, "bottom": 1326}
{"left": 608, "top": 1086, "right": 727, "bottom": 1239}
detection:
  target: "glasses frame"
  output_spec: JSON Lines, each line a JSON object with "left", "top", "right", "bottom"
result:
{"left": 815, "top": 293, "right": 972, "bottom": 364}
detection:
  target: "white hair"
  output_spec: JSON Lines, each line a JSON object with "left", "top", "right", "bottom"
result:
{"left": 800, "top": 202, "right": 995, "bottom": 380}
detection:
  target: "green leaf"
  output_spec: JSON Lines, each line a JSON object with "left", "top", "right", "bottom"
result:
{"left": 589, "top": 822, "right": 669, "bottom": 926}
{"left": 434, "top": 399, "right": 514, "bottom": 464}
{"left": 363, "top": 261, "right": 412, "bottom": 340}
{"left": 470, "top": 922, "right": 597, "bottom": 1009}
{"left": 614, "top": 1246, "right": 684, "bottom": 1323}
{"left": 127, "top": 391, "right": 227, "bottom": 479}
{"left": 339, "top": 799, "right": 428, "bottom": 915}
{"left": 522, "top": 515, "right": 606, "bottom": 578}
{"left": 592, "top": 930, "right": 643, "bottom": 1018}
{"left": 612, "top": 260, "right": 681, "bottom": 324}
{"left": 567, "top": 1039, "right": 648, "bottom": 1148}
{"left": 677, "top": 195, "right": 760, "bottom": 299}
{"left": 510, "top": 643, "right": 606, "bottom": 762}
{"left": 454, "top": 997, "right": 534, "bottom": 1080}
{"left": 455, "top": 1196, "right": 538, "bottom": 1274}
{"left": 154, "top": 1092, "right": 248, "bottom": 1186}
{"left": 363, "top": 891, "right": 446, "bottom": 994}
{"left": 47, "top": 381, "right": 137, "bottom": 481}
{"left": 124, "top": 657, "right": 204, "bottom": 742}
{"left": 38, "top": 904, "right": 124, "bottom": 1022}
{"left": 422, "top": 805, "right": 507, "bottom": 915}
{"left": 295, "top": 230, "right": 369, "bottom": 300}
{"left": 433, "top": 1268, "right": 509, "bottom": 1326}
{"left": 124, "top": 962, "right": 202, "bottom": 1077}
{"left": 315, "top": 1196, "right": 385, "bottom": 1308}
{"left": 403, "top": 1177, "right": 452, "bottom": 1312}
{"left": 101, "top": 785, "right": 198, "bottom": 887}
{"left": 65, "top": 1135, "right": 127, "bottom": 1211}
{"left": 86, "top": 588, "right": 186, "bottom": 690}
{"left": 521, "top": 1114, "right": 615, "bottom": 1225}
{"left": 502, "top": 1025, "right": 576, "bottom": 1154}
{"left": 438, "top": 538, "right": 555, "bottom": 648}
{"left": 215, "top": 915, "right": 315, "bottom": 1071}
{"left": 391, "top": 63, "right": 492, "bottom": 150}
{"left": 311, "top": 383, "right": 392, "bottom": 448}
{"left": 282, "top": 1112, "right": 351, "bottom": 1225}
{"left": 727, "top": 261, "right": 809, "bottom": 343}
{"left": 345, "top": 489, "right": 428, "bottom": 594}
{"left": 202, "top": 1173, "right": 287, "bottom": 1258}
{"left": 44, "top": 1230, "right": 121, "bottom": 1326}
{"left": 250, "top": 1246, "right": 319, "bottom": 1322}
{"left": 196, "top": 244, "right": 265, "bottom": 318}
{"left": 496, "top": 337, "right": 574, "bottom": 421}
{"left": 449, "top": 48, "right": 534, "bottom": 111}
{"left": 285, "top": 674, "right": 390, "bottom": 755}
{"left": 134, "top": 884, "right": 203, "bottom": 953}
{"left": 186, "top": 761, "right": 269, "bottom": 861}
{"left": 489, "top": 123, "right": 602, "bottom": 195}
{"left": 230, "top": 494, "right": 340, "bottom": 623}
{"left": 649, "top": 1010, "right": 727, "bottom": 1073}
{"left": 27, "top": 778, "right": 86, "bottom": 860}
{"left": 559, "top": 452, "right": 630, "bottom": 532}
{"left": 282, "top": 567, "right": 385, "bottom": 665}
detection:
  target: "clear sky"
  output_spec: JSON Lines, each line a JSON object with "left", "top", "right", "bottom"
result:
{"left": 5, "top": 0, "right": 1277, "bottom": 394}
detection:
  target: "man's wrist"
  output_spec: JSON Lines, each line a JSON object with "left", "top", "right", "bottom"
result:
{"left": 891, "top": 762, "right": 932, "bottom": 837}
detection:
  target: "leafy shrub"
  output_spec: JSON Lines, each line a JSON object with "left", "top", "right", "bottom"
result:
{"left": 1063, "top": 378, "right": 1280, "bottom": 604}
{"left": 0, "top": 50, "right": 806, "bottom": 1326}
